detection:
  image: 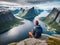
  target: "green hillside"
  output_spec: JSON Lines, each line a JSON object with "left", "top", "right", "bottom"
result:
{"left": 18, "top": 7, "right": 39, "bottom": 21}
{"left": 0, "top": 10, "right": 24, "bottom": 33}
{"left": 18, "top": 10, "right": 28, "bottom": 17}
{"left": 40, "top": 8, "right": 60, "bottom": 32}
{"left": 0, "top": 18, "right": 24, "bottom": 33}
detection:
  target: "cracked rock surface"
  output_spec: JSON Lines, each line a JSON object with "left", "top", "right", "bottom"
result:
{"left": 17, "top": 38, "right": 48, "bottom": 45}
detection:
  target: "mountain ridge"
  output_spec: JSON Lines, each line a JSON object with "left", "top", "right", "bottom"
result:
{"left": 21, "top": 7, "right": 39, "bottom": 21}
{"left": 40, "top": 8, "right": 60, "bottom": 32}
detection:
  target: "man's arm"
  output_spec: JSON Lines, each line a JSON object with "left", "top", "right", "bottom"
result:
{"left": 32, "top": 29, "right": 35, "bottom": 36}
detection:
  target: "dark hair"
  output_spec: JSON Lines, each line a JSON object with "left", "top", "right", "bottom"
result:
{"left": 35, "top": 20, "right": 39, "bottom": 25}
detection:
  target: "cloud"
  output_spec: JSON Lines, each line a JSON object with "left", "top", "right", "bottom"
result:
{"left": 0, "top": 0, "right": 60, "bottom": 10}
{"left": 35, "top": 2, "right": 60, "bottom": 10}
{"left": 0, "top": 0, "right": 17, "bottom": 2}
{"left": 0, "top": 0, "right": 60, "bottom": 5}
{"left": 26, "top": 0, "right": 52, "bottom": 4}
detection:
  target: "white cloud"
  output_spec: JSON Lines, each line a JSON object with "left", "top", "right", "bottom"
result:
{"left": 0, "top": 0, "right": 60, "bottom": 5}
{"left": 35, "top": 2, "right": 60, "bottom": 10}
{"left": 0, "top": 1, "right": 60, "bottom": 10}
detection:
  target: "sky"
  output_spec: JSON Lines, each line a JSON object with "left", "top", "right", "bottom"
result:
{"left": 0, "top": 0, "right": 60, "bottom": 10}
{"left": 0, "top": 0, "right": 60, "bottom": 4}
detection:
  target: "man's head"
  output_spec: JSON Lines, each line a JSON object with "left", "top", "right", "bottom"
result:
{"left": 35, "top": 20, "right": 39, "bottom": 25}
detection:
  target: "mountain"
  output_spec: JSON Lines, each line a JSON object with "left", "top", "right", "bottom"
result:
{"left": 12, "top": 9, "right": 20, "bottom": 14}
{"left": 40, "top": 8, "right": 60, "bottom": 33}
{"left": 37, "top": 9, "right": 44, "bottom": 14}
{"left": 19, "top": 7, "right": 39, "bottom": 21}
{"left": 56, "top": 13, "right": 60, "bottom": 25}
{"left": 43, "top": 8, "right": 59, "bottom": 24}
{"left": 0, "top": 10, "right": 15, "bottom": 24}
{"left": 0, "top": 10, "right": 24, "bottom": 33}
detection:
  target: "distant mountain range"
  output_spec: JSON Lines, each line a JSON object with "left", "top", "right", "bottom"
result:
{"left": 22, "top": 7, "right": 39, "bottom": 21}
{"left": 12, "top": 9, "right": 20, "bottom": 14}
{"left": 19, "top": 7, "right": 43, "bottom": 21}
{"left": 40, "top": 8, "right": 60, "bottom": 33}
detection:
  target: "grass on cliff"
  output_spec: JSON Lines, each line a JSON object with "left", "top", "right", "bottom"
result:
{"left": 0, "top": 18, "right": 24, "bottom": 33}
{"left": 17, "top": 10, "right": 28, "bottom": 17}
{"left": 46, "top": 38, "right": 60, "bottom": 45}
{"left": 40, "top": 16, "right": 60, "bottom": 32}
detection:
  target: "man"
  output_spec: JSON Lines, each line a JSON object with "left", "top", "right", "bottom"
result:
{"left": 29, "top": 20, "right": 43, "bottom": 38}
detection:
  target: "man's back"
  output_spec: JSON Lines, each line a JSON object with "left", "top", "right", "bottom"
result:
{"left": 32, "top": 25, "right": 43, "bottom": 38}
{"left": 29, "top": 20, "right": 43, "bottom": 38}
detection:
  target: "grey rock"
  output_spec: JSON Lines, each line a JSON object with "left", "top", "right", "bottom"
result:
{"left": 17, "top": 38, "right": 48, "bottom": 45}
{"left": 17, "top": 34, "right": 49, "bottom": 45}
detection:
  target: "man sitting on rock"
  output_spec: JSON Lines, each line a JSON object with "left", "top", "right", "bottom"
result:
{"left": 29, "top": 20, "right": 43, "bottom": 38}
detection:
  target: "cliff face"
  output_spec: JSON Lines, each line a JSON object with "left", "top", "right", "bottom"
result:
{"left": 42, "top": 8, "right": 60, "bottom": 24}
{"left": 48, "top": 8, "right": 60, "bottom": 24}
{"left": 40, "top": 8, "right": 60, "bottom": 32}
{"left": 0, "top": 10, "right": 15, "bottom": 24}
{"left": 21, "top": 7, "right": 39, "bottom": 21}
{"left": 56, "top": 13, "right": 60, "bottom": 25}
{"left": 0, "top": 10, "right": 23, "bottom": 33}
{"left": 23, "top": 7, "right": 38, "bottom": 21}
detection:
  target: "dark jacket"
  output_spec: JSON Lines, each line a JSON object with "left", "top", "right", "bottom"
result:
{"left": 32, "top": 25, "right": 43, "bottom": 38}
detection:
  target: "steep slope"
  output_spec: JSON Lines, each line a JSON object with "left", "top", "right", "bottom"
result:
{"left": 22, "top": 7, "right": 39, "bottom": 21}
{"left": 19, "top": 7, "right": 39, "bottom": 21}
{"left": 40, "top": 8, "right": 60, "bottom": 33}
{"left": 0, "top": 10, "right": 24, "bottom": 33}
{"left": 0, "top": 10, "right": 15, "bottom": 24}
{"left": 12, "top": 9, "right": 20, "bottom": 14}
{"left": 56, "top": 13, "right": 60, "bottom": 25}
{"left": 41, "top": 8, "right": 59, "bottom": 24}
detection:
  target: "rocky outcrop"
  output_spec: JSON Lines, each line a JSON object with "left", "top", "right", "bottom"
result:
{"left": 8, "top": 34, "right": 49, "bottom": 45}
{"left": 8, "top": 38, "right": 47, "bottom": 45}
{"left": 17, "top": 38, "right": 47, "bottom": 45}
{"left": 8, "top": 34, "right": 60, "bottom": 45}
{"left": 0, "top": 10, "right": 15, "bottom": 24}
